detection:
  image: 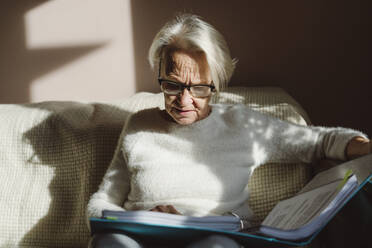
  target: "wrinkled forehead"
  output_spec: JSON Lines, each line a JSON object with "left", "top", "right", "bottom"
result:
{"left": 161, "top": 48, "right": 209, "bottom": 76}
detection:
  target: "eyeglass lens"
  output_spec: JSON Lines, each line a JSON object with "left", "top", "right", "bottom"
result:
{"left": 161, "top": 81, "right": 211, "bottom": 97}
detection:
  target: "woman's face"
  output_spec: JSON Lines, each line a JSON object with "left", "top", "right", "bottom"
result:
{"left": 161, "top": 49, "right": 213, "bottom": 125}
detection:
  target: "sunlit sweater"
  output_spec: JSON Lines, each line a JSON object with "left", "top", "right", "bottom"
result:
{"left": 87, "top": 104, "right": 366, "bottom": 221}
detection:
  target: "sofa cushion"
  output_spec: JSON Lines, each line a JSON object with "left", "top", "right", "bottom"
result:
{"left": 0, "top": 87, "right": 311, "bottom": 247}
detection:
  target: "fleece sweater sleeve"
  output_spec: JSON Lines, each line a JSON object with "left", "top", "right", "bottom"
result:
{"left": 253, "top": 110, "right": 368, "bottom": 163}
{"left": 311, "top": 126, "right": 368, "bottom": 161}
{"left": 86, "top": 125, "right": 131, "bottom": 220}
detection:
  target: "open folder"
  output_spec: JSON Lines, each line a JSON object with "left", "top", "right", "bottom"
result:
{"left": 90, "top": 154, "right": 372, "bottom": 247}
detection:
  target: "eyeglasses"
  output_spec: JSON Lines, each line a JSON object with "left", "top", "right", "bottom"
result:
{"left": 158, "top": 78, "right": 216, "bottom": 98}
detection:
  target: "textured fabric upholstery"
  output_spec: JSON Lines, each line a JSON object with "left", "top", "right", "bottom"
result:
{"left": 0, "top": 87, "right": 311, "bottom": 247}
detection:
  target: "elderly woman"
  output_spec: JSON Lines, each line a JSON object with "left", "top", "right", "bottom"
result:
{"left": 87, "top": 14, "right": 371, "bottom": 248}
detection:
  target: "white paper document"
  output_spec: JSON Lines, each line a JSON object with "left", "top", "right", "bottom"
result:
{"left": 259, "top": 174, "right": 358, "bottom": 240}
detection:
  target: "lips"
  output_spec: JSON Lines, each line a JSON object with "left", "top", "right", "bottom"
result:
{"left": 173, "top": 107, "right": 195, "bottom": 115}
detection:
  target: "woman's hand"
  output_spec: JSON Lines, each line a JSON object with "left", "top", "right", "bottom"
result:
{"left": 149, "top": 205, "right": 181, "bottom": 215}
{"left": 345, "top": 136, "right": 371, "bottom": 160}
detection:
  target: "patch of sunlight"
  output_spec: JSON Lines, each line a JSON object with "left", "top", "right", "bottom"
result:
{"left": 283, "top": 125, "right": 315, "bottom": 145}
{"left": 252, "top": 142, "right": 267, "bottom": 166}
{"left": 24, "top": 0, "right": 136, "bottom": 102}
{"left": 213, "top": 92, "right": 245, "bottom": 104}
{"left": 24, "top": 0, "right": 123, "bottom": 48}
{"left": 264, "top": 127, "right": 273, "bottom": 139}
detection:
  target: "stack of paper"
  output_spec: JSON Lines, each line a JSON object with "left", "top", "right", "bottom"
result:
{"left": 102, "top": 210, "right": 242, "bottom": 232}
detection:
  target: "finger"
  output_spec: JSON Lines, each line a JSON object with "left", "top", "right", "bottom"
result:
{"left": 157, "top": 205, "right": 168, "bottom": 212}
{"left": 167, "top": 205, "right": 181, "bottom": 215}
{"left": 149, "top": 206, "right": 160, "bottom": 212}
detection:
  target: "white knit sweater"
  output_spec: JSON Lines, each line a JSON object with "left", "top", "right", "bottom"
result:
{"left": 87, "top": 104, "right": 366, "bottom": 221}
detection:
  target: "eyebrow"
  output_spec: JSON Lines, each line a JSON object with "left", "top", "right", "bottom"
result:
{"left": 164, "top": 76, "right": 211, "bottom": 85}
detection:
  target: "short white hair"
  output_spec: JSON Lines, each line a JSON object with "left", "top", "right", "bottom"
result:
{"left": 148, "top": 14, "right": 237, "bottom": 92}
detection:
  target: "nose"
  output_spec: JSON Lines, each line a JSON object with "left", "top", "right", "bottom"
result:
{"left": 178, "top": 88, "right": 193, "bottom": 105}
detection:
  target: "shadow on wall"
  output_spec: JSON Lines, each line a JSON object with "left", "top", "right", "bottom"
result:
{"left": 0, "top": 0, "right": 105, "bottom": 104}
{"left": 130, "top": 0, "right": 372, "bottom": 135}
{"left": 19, "top": 102, "right": 131, "bottom": 247}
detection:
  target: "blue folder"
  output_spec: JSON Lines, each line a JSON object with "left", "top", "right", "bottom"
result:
{"left": 90, "top": 175, "right": 372, "bottom": 247}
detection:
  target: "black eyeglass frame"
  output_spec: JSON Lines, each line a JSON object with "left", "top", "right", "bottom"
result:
{"left": 158, "top": 78, "right": 216, "bottom": 93}
{"left": 157, "top": 55, "right": 216, "bottom": 96}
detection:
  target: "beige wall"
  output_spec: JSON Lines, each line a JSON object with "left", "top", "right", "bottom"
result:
{"left": 0, "top": 0, "right": 135, "bottom": 103}
{"left": 1, "top": 0, "right": 371, "bottom": 134}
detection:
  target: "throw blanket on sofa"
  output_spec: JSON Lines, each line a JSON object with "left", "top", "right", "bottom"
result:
{"left": 0, "top": 87, "right": 311, "bottom": 247}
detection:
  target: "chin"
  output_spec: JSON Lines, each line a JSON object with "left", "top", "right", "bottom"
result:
{"left": 167, "top": 109, "right": 198, "bottom": 125}
{"left": 174, "top": 117, "right": 197, "bottom": 125}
